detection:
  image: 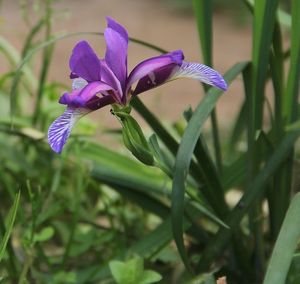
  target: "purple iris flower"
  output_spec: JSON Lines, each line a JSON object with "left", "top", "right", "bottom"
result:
{"left": 48, "top": 17, "right": 227, "bottom": 153}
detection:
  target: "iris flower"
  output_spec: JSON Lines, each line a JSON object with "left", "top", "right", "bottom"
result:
{"left": 48, "top": 17, "right": 227, "bottom": 153}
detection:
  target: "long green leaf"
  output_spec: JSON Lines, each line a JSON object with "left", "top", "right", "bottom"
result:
{"left": 193, "top": 0, "right": 222, "bottom": 173}
{"left": 198, "top": 131, "right": 299, "bottom": 270}
{"left": 284, "top": 0, "right": 300, "bottom": 123}
{"left": 246, "top": 0, "right": 291, "bottom": 28}
{"left": 171, "top": 62, "right": 248, "bottom": 269}
{"left": 263, "top": 193, "right": 300, "bottom": 284}
{"left": 252, "top": 0, "right": 279, "bottom": 129}
{"left": 87, "top": 142, "right": 226, "bottom": 228}
{"left": 192, "top": 0, "right": 212, "bottom": 66}
{"left": 0, "top": 191, "right": 20, "bottom": 262}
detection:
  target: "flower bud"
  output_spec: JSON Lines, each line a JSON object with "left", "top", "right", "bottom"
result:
{"left": 115, "top": 111, "right": 154, "bottom": 166}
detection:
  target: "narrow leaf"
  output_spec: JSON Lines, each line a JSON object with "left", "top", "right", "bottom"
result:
{"left": 263, "top": 193, "right": 300, "bottom": 284}
{"left": 0, "top": 191, "right": 20, "bottom": 262}
{"left": 171, "top": 62, "right": 248, "bottom": 268}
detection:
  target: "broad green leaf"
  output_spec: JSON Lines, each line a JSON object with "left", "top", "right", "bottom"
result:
{"left": 109, "top": 258, "right": 144, "bottom": 284}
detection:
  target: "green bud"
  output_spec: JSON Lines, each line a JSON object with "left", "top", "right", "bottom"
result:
{"left": 114, "top": 110, "right": 154, "bottom": 166}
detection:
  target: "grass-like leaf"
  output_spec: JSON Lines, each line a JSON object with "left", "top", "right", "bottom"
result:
{"left": 284, "top": 0, "right": 300, "bottom": 123}
{"left": 263, "top": 193, "right": 300, "bottom": 284}
{"left": 171, "top": 62, "right": 248, "bottom": 269}
{"left": 198, "top": 131, "right": 300, "bottom": 270}
{"left": 0, "top": 191, "right": 20, "bottom": 262}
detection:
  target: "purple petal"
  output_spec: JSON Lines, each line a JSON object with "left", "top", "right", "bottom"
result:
{"left": 84, "top": 93, "right": 115, "bottom": 110}
{"left": 48, "top": 107, "right": 88, "bottom": 153}
{"left": 126, "top": 50, "right": 184, "bottom": 95}
{"left": 106, "top": 17, "right": 128, "bottom": 43}
{"left": 100, "top": 60, "right": 123, "bottom": 101}
{"left": 171, "top": 62, "right": 228, "bottom": 91}
{"left": 69, "top": 41, "right": 101, "bottom": 82}
{"left": 59, "top": 81, "right": 115, "bottom": 108}
{"left": 132, "top": 64, "right": 178, "bottom": 96}
{"left": 104, "top": 27, "right": 128, "bottom": 88}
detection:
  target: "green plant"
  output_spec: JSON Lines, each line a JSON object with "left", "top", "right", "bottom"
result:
{"left": 0, "top": 0, "right": 300, "bottom": 283}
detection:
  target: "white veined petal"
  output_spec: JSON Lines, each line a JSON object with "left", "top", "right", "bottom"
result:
{"left": 72, "top": 78, "right": 88, "bottom": 90}
{"left": 171, "top": 61, "right": 227, "bottom": 91}
{"left": 47, "top": 107, "right": 88, "bottom": 153}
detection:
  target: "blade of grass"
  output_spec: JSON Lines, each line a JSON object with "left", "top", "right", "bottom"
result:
{"left": 193, "top": 0, "right": 222, "bottom": 174}
{"left": 21, "top": 18, "right": 46, "bottom": 58}
{"left": 171, "top": 62, "right": 248, "bottom": 269}
{"left": 192, "top": 0, "right": 212, "bottom": 66}
{"left": 246, "top": 0, "right": 291, "bottom": 28}
{"left": 270, "top": 0, "right": 300, "bottom": 241}
{"left": 249, "top": 0, "right": 279, "bottom": 274}
{"left": 284, "top": 0, "right": 300, "bottom": 124}
{"left": 0, "top": 191, "right": 20, "bottom": 262}
{"left": 228, "top": 100, "right": 247, "bottom": 152}
{"left": 32, "top": 3, "right": 53, "bottom": 125}
{"left": 263, "top": 193, "right": 300, "bottom": 284}
{"left": 252, "top": 0, "right": 279, "bottom": 129}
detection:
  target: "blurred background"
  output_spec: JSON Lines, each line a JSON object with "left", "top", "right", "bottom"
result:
{"left": 0, "top": 0, "right": 252, "bottom": 131}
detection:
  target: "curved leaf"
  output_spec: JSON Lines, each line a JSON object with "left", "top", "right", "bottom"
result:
{"left": 171, "top": 62, "right": 248, "bottom": 269}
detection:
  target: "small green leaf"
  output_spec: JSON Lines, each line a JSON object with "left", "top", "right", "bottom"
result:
{"left": 109, "top": 257, "right": 162, "bottom": 284}
{"left": 139, "top": 270, "right": 162, "bottom": 284}
{"left": 33, "top": 226, "right": 54, "bottom": 243}
{"left": 109, "top": 257, "right": 144, "bottom": 284}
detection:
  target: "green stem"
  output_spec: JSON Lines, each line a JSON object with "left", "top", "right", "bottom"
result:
{"left": 32, "top": 0, "right": 53, "bottom": 125}
{"left": 210, "top": 109, "right": 222, "bottom": 174}
{"left": 18, "top": 250, "right": 34, "bottom": 284}
{"left": 0, "top": 212, "right": 18, "bottom": 282}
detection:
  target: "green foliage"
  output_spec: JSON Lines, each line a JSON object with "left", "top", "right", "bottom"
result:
{"left": 0, "top": 192, "right": 20, "bottom": 262}
{"left": 0, "top": 0, "right": 300, "bottom": 283}
{"left": 109, "top": 256, "right": 162, "bottom": 284}
{"left": 263, "top": 193, "right": 300, "bottom": 284}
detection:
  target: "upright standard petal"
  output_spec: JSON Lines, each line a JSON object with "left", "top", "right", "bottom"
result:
{"left": 69, "top": 41, "right": 101, "bottom": 82}
{"left": 106, "top": 17, "right": 128, "bottom": 43}
{"left": 48, "top": 107, "right": 88, "bottom": 153}
{"left": 126, "top": 50, "right": 184, "bottom": 96}
{"left": 104, "top": 27, "right": 128, "bottom": 89}
{"left": 170, "top": 62, "right": 227, "bottom": 91}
